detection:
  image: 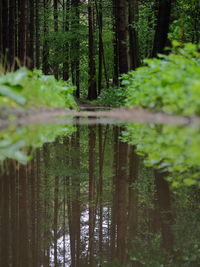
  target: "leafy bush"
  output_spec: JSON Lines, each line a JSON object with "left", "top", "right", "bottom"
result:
{"left": 0, "top": 68, "right": 77, "bottom": 108}
{"left": 97, "top": 86, "right": 127, "bottom": 107}
{"left": 123, "top": 43, "right": 200, "bottom": 115}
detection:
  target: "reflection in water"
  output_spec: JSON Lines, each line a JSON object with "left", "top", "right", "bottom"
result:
{"left": 0, "top": 125, "right": 200, "bottom": 266}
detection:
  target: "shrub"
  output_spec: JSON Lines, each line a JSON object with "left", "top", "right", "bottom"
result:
{"left": 123, "top": 43, "right": 200, "bottom": 115}
{"left": 0, "top": 68, "right": 77, "bottom": 109}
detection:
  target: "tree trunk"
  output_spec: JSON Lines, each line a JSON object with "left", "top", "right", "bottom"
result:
{"left": 42, "top": 0, "right": 50, "bottom": 74}
{"left": 128, "top": 0, "right": 140, "bottom": 70}
{"left": 63, "top": 0, "right": 70, "bottom": 81}
{"left": 88, "top": 0, "right": 97, "bottom": 100}
{"left": 152, "top": 0, "right": 172, "bottom": 57}
{"left": 71, "top": 0, "right": 80, "bottom": 98}
{"left": 116, "top": 0, "right": 129, "bottom": 74}
{"left": 8, "top": 0, "right": 16, "bottom": 69}
{"left": 35, "top": 0, "right": 40, "bottom": 68}
{"left": 2, "top": 0, "right": 9, "bottom": 66}
{"left": 53, "top": 0, "right": 59, "bottom": 79}
{"left": 19, "top": 0, "right": 28, "bottom": 66}
{"left": 28, "top": 0, "right": 35, "bottom": 69}
{"left": 112, "top": 0, "right": 119, "bottom": 86}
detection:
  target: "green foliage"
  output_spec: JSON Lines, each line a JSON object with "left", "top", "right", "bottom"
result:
{"left": 136, "top": 0, "right": 156, "bottom": 59}
{"left": 0, "top": 124, "right": 75, "bottom": 164}
{"left": 96, "top": 86, "right": 127, "bottom": 107}
{"left": 0, "top": 68, "right": 77, "bottom": 108}
{"left": 170, "top": 0, "right": 200, "bottom": 44}
{"left": 123, "top": 43, "right": 200, "bottom": 115}
{"left": 123, "top": 123, "right": 200, "bottom": 187}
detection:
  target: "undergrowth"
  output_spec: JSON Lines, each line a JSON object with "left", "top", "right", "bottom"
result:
{"left": 0, "top": 68, "right": 77, "bottom": 109}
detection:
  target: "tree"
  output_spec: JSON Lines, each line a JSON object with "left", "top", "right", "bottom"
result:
{"left": 152, "top": 0, "right": 172, "bottom": 57}
{"left": 19, "top": 0, "right": 28, "bottom": 66}
{"left": 88, "top": 0, "right": 97, "bottom": 100}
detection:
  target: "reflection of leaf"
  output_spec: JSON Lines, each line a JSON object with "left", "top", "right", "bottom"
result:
{"left": 0, "top": 85, "right": 26, "bottom": 104}
{"left": 0, "top": 140, "right": 28, "bottom": 163}
{"left": 0, "top": 124, "right": 75, "bottom": 164}
{"left": 8, "top": 68, "right": 28, "bottom": 85}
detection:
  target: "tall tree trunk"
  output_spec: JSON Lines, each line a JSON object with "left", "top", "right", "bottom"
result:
{"left": 19, "top": 0, "right": 28, "bottom": 66}
{"left": 2, "top": 0, "right": 9, "bottom": 66}
{"left": 8, "top": 0, "right": 16, "bottom": 69}
{"left": 53, "top": 0, "right": 59, "bottom": 79}
{"left": 152, "top": 0, "right": 172, "bottom": 57}
{"left": 28, "top": 0, "right": 35, "bottom": 69}
{"left": 97, "top": 0, "right": 103, "bottom": 94}
{"left": 128, "top": 0, "right": 140, "bottom": 70}
{"left": 0, "top": 0, "right": 2, "bottom": 57}
{"left": 35, "top": 0, "right": 40, "bottom": 68}
{"left": 116, "top": 0, "right": 129, "bottom": 74}
{"left": 42, "top": 0, "right": 50, "bottom": 74}
{"left": 88, "top": 0, "right": 97, "bottom": 100}
{"left": 63, "top": 0, "right": 70, "bottom": 81}
{"left": 112, "top": 0, "right": 119, "bottom": 86}
{"left": 71, "top": 0, "right": 80, "bottom": 98}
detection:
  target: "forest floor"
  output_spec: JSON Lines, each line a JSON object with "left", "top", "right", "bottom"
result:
{"left": 1, "top": 105, "right": 200, "bottom": 130}
{"left": 76, "top": 99, "right": 110, "bottom": 110}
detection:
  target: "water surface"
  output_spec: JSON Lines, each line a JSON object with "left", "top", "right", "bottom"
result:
{"left": 0, "top": 124, "right": 200, "bottom": 267}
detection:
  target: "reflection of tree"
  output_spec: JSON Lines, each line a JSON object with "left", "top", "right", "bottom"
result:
{"left": 88, "top": 125, "right": 96, "bottom": 266}
{"left": 1, "top": 126, "right": 200, "bottom": 266}
{"left": 116, "top": 133, "right": 128, "bottom": 265}
{"left": 155, "top": 171, "right": 173, "bottom": 253}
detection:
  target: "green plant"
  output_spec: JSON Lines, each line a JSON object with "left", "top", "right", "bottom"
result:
{"left": 123, "top": 43, "right": 200, "bottom": 115}
{"left": 0, "top": 68, "right": 77, "bottom": 108}
{"left": 97, "top": 86, "right": 127, "bottom": 107}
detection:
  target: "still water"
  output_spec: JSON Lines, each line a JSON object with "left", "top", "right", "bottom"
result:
{"left": 0, "top": 124, "right": 200, "bottom": 267}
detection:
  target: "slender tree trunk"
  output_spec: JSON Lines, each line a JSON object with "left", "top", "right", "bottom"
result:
{"left": 116, "top": 0, "right": 129, "bottom": 74}
{"left": 88, "top": 0, "right": 97, "bottom": 100}
{"left": 35, "top": 0, "right": 40, "bottom": 68}
{"left": 112, "top": 0, "right": 119, "bottom": 86}
{"left": 28, "top": 0, "right": 35, "bottom": 69}
{"left": 128, "top": 0, "right": 140, "bottom": 70}
{"left": 8, "top": 0, "right": 16, "bottom": 69}
{"left": 19, "top": 0, "right": 28, "bottom": 66}
{"left": 54, "top": 0, "right": 59, "bottom": 79}
{"left": 0, "top": 0, "right": 2, "bottom": 57}
{"left": 70, "top": 0, "right": 80, "bottom": 97}
{"left": 2, "top": 0, "right": 9, "bottom": 66}
{"left": 152, "top": 0, "right": 172, "bottom": 57}
{"left": 63, "top": 0, "right": 70, "bottom": 81}
{"left": 97, "top": 0, "right": 103, "bottom": 94}
{"left": 42, "top": 0, "right": 50, "bottom": 74}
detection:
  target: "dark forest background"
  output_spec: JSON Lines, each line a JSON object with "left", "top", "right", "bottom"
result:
{"left": 0, "top": 0, "right": 199, "bottom": 99}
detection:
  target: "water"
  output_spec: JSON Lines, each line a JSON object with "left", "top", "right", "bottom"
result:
{"left": 0, "top": 124, "right": 200, "bottom": 267}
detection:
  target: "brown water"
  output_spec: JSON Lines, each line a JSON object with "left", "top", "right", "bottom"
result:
{"left": 0, "top": 124, "right": 200, "bottom": 267}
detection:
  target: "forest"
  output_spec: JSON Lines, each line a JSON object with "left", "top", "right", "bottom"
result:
{"left": 0, "top": 0, "right": 199, "bottom": 101}
{"left": 1, "top": 0, "right": 200, "bottom": 266}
